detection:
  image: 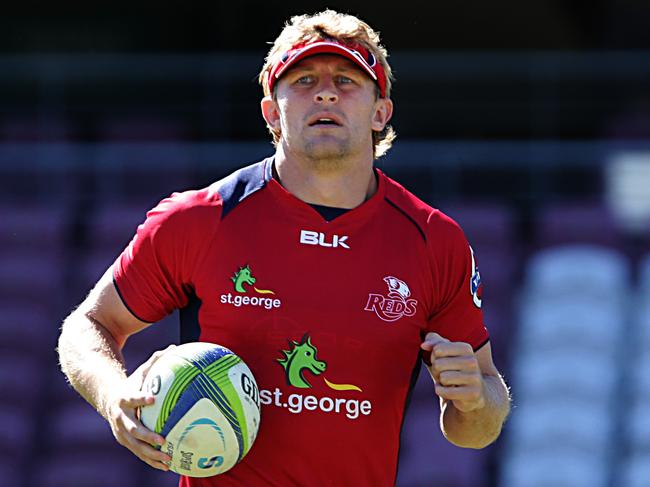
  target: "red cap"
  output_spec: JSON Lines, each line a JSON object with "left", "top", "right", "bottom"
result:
{"left": 267, "top": 40, "right": 387, "bottom": 98}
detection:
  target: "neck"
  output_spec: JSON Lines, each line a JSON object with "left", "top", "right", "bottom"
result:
{"left": 274, "top": 144, "right": 377, "bottom": 209}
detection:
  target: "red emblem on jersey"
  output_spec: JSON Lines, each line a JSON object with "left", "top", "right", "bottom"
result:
{"left": 364, "top": 276, "right": 418, "bottom": 322}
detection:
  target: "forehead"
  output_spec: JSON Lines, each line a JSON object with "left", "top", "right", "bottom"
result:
{"left": 286, "top": 54, "right": 365, "bottom": 74}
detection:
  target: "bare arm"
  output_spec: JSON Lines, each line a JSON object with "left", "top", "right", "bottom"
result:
{"left": 421, "top": 334, "right": 511, "bottom": 449}
{"left": 57, "top": 266, "right": 172, "bottom": 470}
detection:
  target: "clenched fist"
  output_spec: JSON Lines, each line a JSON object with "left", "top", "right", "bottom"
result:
{"left": 420, "top": 332, "right": 486, "bottom": 413}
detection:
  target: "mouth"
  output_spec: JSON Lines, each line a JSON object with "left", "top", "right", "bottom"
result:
{"left": 308, "top": 114, "right": 343, "bottom": 127}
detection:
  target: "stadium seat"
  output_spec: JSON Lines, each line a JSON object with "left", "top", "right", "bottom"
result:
{"left": 501, "top": 450, "right": 608, "bottom": 487}
{"left": 0, "top": 251, "right": 65, "bottom": 305}
{"left": 67, "top": 250, "right": 119, "bottom": 306}
{"left": 138, "top": 467, "right": 181, "bottom": 487}
{"left": 31, "top": 454, "right": 140, "bottom": 487}
{"left": 618, "top": 454, "right": 650, "bottom": 487}
{"left": 406, "top": 361, "right": 434, "bottom": 408}
{"left": 47, "top": 402, "right": 117, "bottom": 453}
{"left": 0, "top": 461, "right": 23, "bottom": 487}
{"left": 0, "top": 353, "right": 47, "bottom": 408}
{"left": 0, "top": 406, "right": 36, "bottom": 465}
{"left": 46, "top": 358, "right": 91, "bottom": 407}
{"left": 512, "top": 350, "right": 618, "bottom": 403}
{"left": 0, "top": 116, "right": 77, "bottom": 141}
{"left": 86, "top": 202, "right": 150, "bottom": 252}
{"left": 625, "top": 399, "right": 650, "bottom": 450}
{"left": 439, "top": 202, "right": 516, "bottom": 251}
{"left": 517, "top": 298, "right": 624, "bottom": 354}
{"left": 474, "top": 248, "right": 518, "bottom": 294}
{"left": 0, "top": 303, "right": 58, "bottom": 356}
{"left": 506, "top": 401, "right": 613, "bottom": 456}
{"left": 639, "top": 252, "right": 650, "bottom": 293}
{"left": 93, "top": 143, "right": 193, "bottom": 202}
{"left": 397, "top": 402, "right": 487, "bottom": 487}
{"left": 534, "top": 202, "right": 624, "bottom": 249}
{"left": 98, "top": 117, "right": 191, "bottom": 141}
{"left": 633, "top": 298, "right": 650, "bottom": 346}
{"left": 122, "top": 312, "right": 180, "bottom": 374}
{"left": 524, "top": 245, "right": 630, "bottom": 303}
{"left": 0, "top": 203, "right": 68, "bottom": 251}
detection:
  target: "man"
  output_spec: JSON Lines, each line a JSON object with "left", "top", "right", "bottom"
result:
{"left": 58, "top": 9, "right": 510, "bottom": 486}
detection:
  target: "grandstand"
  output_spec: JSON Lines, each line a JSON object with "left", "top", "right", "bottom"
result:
{"left": 0, "top": 4, "right": 649, "bottom": 487}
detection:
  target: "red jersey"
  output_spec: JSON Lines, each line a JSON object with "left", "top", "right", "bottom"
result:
{"left": 113, "top": 157, "right": 488, "bottom": 486}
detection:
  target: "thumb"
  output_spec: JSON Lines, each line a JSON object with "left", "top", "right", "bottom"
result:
{"left": 420, "top": 332, "right": 449, "bottom": 351}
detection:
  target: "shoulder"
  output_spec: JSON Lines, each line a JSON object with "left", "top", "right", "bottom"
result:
{"left": 206, "top": 157, "right": 273, "bottom": 218}
{"left": 147, "top": 158, "right": 273, "bottom": 228}
{"left": 380, "top": 170, "right": 466, "bottom": 245}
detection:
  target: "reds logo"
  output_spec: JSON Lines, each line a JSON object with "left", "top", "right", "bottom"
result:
{"left": 364, "top": 276, "right": 418, "bottom": 323}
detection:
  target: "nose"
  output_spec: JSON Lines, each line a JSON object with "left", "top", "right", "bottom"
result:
{"left": 314, "top": 80, "right": 339, "bottom": 104}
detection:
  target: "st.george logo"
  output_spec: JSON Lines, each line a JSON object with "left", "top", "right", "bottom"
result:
{"left": 220, "top": 264, "right": 281, "bottom": 310}
{"left": 364, "top": 276, "right": 418, "bottom": 322}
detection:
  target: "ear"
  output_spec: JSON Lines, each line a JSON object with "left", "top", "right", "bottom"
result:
{"left": 371, "top": 97, "right": 393, "bottom": 132}
{"left": 261, "top": 95, "right": 281, "bottom": 131}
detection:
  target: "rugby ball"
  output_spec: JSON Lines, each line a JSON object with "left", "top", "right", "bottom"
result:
{"left": 140, "top": 342, "right": 260, "bottom": 477}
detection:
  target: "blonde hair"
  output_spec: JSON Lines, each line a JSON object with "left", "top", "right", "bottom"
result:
{"left": 259, "top": 9, "right": 396, "bottom": 159}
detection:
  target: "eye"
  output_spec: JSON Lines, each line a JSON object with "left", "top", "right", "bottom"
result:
{"left": 305, "top": 351, "right": 312, "bottom": 356}
{"left": 336, "top": 75, "right": 354, "bottom": 84}
{"left": 295, "top": 75, "right": 314, "bottom": 84}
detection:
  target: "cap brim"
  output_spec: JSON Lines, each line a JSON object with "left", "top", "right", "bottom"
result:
{"left": 273, "top": 42, "right": 378, "bottom": 82}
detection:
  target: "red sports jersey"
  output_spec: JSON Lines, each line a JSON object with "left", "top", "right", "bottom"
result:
{"left": 113, "top": 157, "right": 489, "bottom": 486}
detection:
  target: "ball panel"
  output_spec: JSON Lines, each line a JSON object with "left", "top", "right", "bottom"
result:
{"left": 163, "top": 397, "right": 240, "bottom": 477}
{"left": 157, "top": 360, "right": 201, "bottom": 433}
{"left": 228, "top": 361, "right": 261, "bottom": 453}
{"left": 191, "top": 372, "right": 245, "bottom": 462}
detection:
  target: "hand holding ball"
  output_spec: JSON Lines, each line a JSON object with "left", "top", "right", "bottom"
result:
{"left": 139, "top": 342, "right": 261, "bottom": 477}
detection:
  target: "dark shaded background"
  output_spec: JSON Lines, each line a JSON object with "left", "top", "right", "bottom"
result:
{"left": 1, "top": 2, "right": 649, "bottom": 486}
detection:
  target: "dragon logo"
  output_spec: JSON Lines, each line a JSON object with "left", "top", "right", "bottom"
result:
{"left": 364, "top": 276, "right": 418, "bottom": 323}
{"left": 231, "top": 264, "right": 275, "bottom": 295}
{"left": 277, "top": 333, "right": 362, "bottom": 391}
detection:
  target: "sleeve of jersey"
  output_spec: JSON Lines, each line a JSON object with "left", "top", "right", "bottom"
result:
{"left": 426, "top": 214, "right": 489, "bottom": 352}
{"left": 113, "top": 189, "right": 222, "bottom": 323}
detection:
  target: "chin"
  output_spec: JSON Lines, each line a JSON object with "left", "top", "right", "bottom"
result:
{"left": 303, "top": 138, "right": 351, "bottom": 162}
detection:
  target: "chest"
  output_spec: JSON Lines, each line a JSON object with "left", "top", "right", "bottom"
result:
{"left": 185, "top": 211, "right": 432, "bottom": 396}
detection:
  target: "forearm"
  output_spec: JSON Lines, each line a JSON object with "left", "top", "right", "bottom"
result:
{"left": 57, "top": 311, "right": 128, "bottom": 420}
{"left": 440, "top": 374, "right": 510, "bottom": 449}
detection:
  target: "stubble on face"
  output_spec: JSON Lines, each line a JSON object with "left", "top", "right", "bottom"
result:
{"left": 301, "top": 133, "right": 353, "bottom": 172}
{"left": 282, "top": 109, "right": 373, "bottom": 174}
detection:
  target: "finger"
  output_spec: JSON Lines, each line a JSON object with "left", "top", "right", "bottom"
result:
{"left": 420, "top": 332, "right": 449, "bottom": 351}
{"left": 118, "top": 419, "right": 171, "bottom": 464}
{"left": 128, "top": 439, "right": 172, "bottom": 471}
{"left": 434, "top": 383, "right": 482, "bottom": 402}
{"left": 438, "top": 370, "right": 481, "bottom": 387}
{"left": 431, "top": 341, "right": 474, "bottom": 359}
{"left": 121, "top": 412, "right": 166, "bottom": 447}
{"left": 431, "top": 356, "right": 479, "bottom": 375}
{"left": 131, "top": 437, "right": 173, "bottom": 464}
{"left": 120, "top": 392, "right": 156, "bottom": 409}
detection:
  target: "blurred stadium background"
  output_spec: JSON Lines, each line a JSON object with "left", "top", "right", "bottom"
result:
{"left": 1, "top": 2, "right": 649, "bottom": 486}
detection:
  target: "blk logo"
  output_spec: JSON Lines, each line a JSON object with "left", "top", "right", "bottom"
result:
{"left": 300, "top": 230, "right": 350, "bottom": 249}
